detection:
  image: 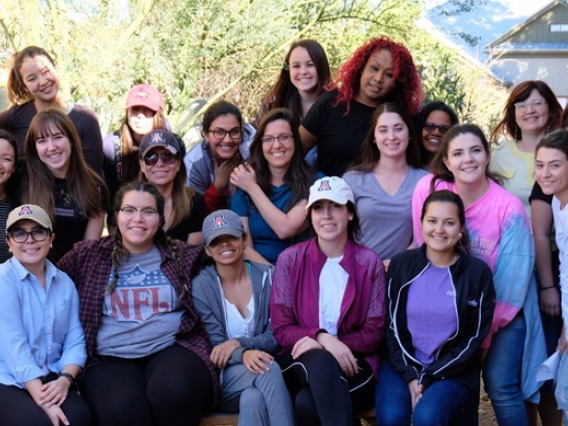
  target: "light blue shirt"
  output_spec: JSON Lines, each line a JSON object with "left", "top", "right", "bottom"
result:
{"left": 0, "top": 257, "right": 86, "bottom": 388}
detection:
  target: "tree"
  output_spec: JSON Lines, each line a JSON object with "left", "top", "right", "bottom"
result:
{"left": 0, "top": 0, "right": 506, "bottom": 142}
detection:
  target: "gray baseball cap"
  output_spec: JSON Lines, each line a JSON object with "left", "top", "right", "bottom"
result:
{"left": 202, "top": 209, "right": 244, "bottom": 246}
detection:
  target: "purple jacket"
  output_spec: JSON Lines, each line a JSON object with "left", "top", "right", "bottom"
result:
{"left": 270, "top": 238, "right": 387, "bottom": 374}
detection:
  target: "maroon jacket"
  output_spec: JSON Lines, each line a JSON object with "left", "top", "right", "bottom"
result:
{"left": 270, "top": 238, "right": 387, "bottom": 374}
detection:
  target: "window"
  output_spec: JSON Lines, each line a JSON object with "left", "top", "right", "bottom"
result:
{"left": 550, "top": 24, "right": 568, "bottom": 32}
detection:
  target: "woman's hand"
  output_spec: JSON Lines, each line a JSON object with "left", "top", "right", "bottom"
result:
{"left": 213, "top": 155, "right": 241, "bottom": 191}
{"left": 291, "top": 336, "right": 322, "bottom": 359}
{"left": 230, "top": 163, "right": 257, "bottom": 193}
{"left": 42, "top": 404, "right": 70, "bottom": 426}
{"left": 539, "top": 287, "right": 561, "bottom": 317}
{"left": 316, "top": 333, "right": 358, "bottom": 377}
{"left": 408, "top": 379, "right": 424, "bottom": 412}
{"left": 243, "top": 350, "right": 273, "bottom": 374}
{"left": 210, "top": 339, "right": 241, "bottom": 369}
{"left": 39, "top": 376, "right": 70, "bottom": 407}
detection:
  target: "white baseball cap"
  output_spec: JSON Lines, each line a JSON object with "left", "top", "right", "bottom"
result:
{"left": 306, "top": 176, "right": 354, "bottom": 209}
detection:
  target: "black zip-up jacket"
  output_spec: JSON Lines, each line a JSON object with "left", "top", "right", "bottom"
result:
{"left": 384, "top": 245, "right": 495, "bottom": 391}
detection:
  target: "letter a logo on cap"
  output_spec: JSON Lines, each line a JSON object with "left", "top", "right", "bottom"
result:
{"left": 317, "top": 180, "right": 331, "bottom": 192}
{"left": 213, "top": 215, "right": 228, "bottom": 229}
{"left": 18, "top": 206, "right": 33, "bottom": 217}
{"left": 150, "top": 132, "right": 163, "bottom": 143}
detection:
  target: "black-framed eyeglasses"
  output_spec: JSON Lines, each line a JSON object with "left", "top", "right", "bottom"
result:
{"left": 143, "top": 152, "right": 179, "bottom": 166}
{"left": 261, "top": 134, "right": 294, "bottom": 145}
{"left": 8, "top": 228, "right": 51, "bottom": 243}
{"left": 208, "top": 127, "right": 242, "bottom": 140}
{"left": 119, "top": 206, "right": 159, "bottom": 218}
{"left": 423, "top": 122, "right": 451, "bottom": 134}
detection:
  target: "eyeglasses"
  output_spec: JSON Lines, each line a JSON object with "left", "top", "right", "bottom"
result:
{"left": 8, "top": 228, "right": 51, "bottom": 243}
{"left": 143, "top": 152, "right": 179, "bottom": 166}
{"left": 208, "top": 128, "right": 241, "bottom": 140}
{"left": 423, "top": 122, "right": 451, "bottom": 134}
{"left": 261, "top": 134, "right": 294, "bottom": 145}
{"left": 514, "top": 100, "right": 546, "bottom": 111}
{"left": 119, "top": 206, "right": 159, "bottom": 218}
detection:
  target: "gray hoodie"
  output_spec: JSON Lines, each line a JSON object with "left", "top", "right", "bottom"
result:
{"left": 192, "top": 261, "right": 277, "bottom": 365}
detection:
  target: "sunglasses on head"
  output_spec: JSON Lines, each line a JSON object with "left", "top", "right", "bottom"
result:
{"left": 143, "top": 152, "right": 179, "bottom": 166}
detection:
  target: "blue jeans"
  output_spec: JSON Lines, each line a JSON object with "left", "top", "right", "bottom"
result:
{"left": 375, "top": 363, "right": 475, "bottom": 426}
{"left": 483, "top": 312, "right": 528, "bottom": 426}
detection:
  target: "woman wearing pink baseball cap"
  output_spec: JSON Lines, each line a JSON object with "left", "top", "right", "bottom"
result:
{"left": 103, "top": 83, "right": 186, "bottom": 214}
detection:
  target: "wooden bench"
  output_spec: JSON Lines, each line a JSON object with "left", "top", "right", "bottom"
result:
{"left": 199, "top": 408, "right": 377, "bottom": 425}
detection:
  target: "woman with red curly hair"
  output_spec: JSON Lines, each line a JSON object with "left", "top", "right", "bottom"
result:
{"left": 300, "top": 36, "right": 423, "bottom": 176}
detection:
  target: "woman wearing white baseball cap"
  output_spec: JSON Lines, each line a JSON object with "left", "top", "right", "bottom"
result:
{"left": 270, "top": 176, "right": 387, "bottom": 425}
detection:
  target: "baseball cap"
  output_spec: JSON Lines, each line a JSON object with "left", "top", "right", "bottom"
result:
{"left": 6, "top": 204, "right": 53, "bottom": 231}
{"left": 139, "top": 129, "right": 181, "bottom": 158}
{"left": 202, "top": 209, "right": 244, "bottom": 246}
{"left": 306, "top": 176, "right": 354, "bottom": 209}
{"left": 125, "top": 84, "right": 164, "bottom": 112}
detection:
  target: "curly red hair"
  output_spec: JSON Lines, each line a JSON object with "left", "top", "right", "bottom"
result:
{"left": 331, "top": 36, "right": 423, "bottom": 115}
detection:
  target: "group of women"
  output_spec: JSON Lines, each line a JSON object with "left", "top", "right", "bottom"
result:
{"left": 0, "top": 33, "right": 566, "bottom": 426}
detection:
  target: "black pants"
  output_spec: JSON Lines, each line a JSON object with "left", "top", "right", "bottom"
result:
{"left": 0, "top": 374, "right": 92, "bottom": 425}
{"left": 82, "top": 345, "right": 214, "bottom": 426}
{"left": 279, "top": 349, "right": 375, "bottom": 426}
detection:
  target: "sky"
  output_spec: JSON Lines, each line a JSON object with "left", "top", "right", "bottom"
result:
{"left": 425, "top": 0, "right": 556, "bottom": 60}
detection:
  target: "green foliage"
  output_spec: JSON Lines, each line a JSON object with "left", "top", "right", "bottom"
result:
{"left": 0, "top": 0, "right": 506, "bottom": 143}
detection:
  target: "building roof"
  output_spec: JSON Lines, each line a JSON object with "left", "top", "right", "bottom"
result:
{"left": 485, "top": 0, "right": 568, "bottom": 51}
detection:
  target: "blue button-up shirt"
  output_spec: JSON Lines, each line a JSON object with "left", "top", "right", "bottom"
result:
{"left": 0, "top": 257, "right": 86, "bottom": 388}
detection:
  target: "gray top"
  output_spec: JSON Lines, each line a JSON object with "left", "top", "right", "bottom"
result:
{"left": 97, "top": 246, "right": 183, "bottom": 357}
{"left": 343, "top": 167, "right": 428, "bottom": 260}
{"left": 192, "top": 261, "right": 277, "bottom": 365}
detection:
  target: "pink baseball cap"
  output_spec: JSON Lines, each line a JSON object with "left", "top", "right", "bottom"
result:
{"left": 125, "top": 84, "right": 164, "bottom": 112}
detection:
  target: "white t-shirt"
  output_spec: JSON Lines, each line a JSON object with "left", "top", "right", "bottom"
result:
{"left": 318, "top": 256, "right": 349, "bottom": 336}
{"left": 552, "top": 196, "right": 568, "bottom": 330}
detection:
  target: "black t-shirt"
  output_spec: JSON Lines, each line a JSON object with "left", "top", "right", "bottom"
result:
{"left": 529, "top": 181, "right": 553, "bottom": 205}
{"left": 301, "top": 89, "right": 375, "bottom": 176}
{"left": 0, "top": 101, "right": 103, "bottom": 176}
{"left": 167, "top": 193, "right": 206, "bottom": 242}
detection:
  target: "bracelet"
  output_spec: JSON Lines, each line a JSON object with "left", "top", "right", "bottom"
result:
{"left": 539, "top": 286, "right": 556, "bottom": 291}
{"left": 59, "top": 372, "right": 75, "bottom": 385}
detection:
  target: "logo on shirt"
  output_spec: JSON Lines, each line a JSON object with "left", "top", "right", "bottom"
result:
{"left": 318, "top": 180, "right": 331, "bottom": 191}
{"left": 17, "top": 206, "right": 34, "bottom": 217}
{"left": 212, "top": 215, "right": 228, "bottom": 229}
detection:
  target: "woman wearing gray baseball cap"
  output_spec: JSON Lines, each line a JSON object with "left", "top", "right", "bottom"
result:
{"left": 192, "top": 209, "right": 293, "bottom": 426}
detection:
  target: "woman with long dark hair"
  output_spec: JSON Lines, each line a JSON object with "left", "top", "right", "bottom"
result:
{"left": 344, "top": 102, "right": 426, "bottom": 261}
{"left": 271, "top": 176, "right": 386, "bottom": 425}
{"left": 412, "top": 124, "right": 546, "bottom": 425}
{"left": 230, "top": 108, "right": 318, "bottom": 263}
{"left": 58, "top": 181, "right": 217, "bottom": 426}
{"left": 376, "top": 190, "right": 494, "bottom": 425}
{"left": 24, "top": 109, "right": 106, "bottom": 262}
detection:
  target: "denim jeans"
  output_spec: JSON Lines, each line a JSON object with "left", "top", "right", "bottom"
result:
{"left": 375, "top": 363, "right": 475, "bottom": 426}
{"left": 483, "top": 312, "right": 528, "bottom": 426}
